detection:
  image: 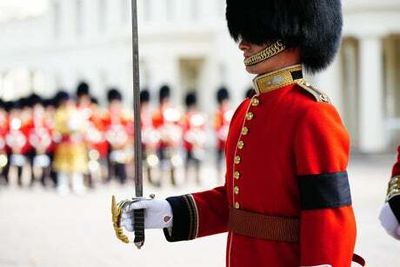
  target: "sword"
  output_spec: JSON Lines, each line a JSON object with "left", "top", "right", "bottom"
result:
{"left": 131, "top": 0, "right": 145, "bottom": 249}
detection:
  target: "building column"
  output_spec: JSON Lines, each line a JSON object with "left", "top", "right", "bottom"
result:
{"left": 358, "top": 36, "right": 385, "bottom": 153}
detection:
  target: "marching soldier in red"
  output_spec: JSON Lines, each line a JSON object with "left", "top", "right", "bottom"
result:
{"left": 152, "top": 85, "right": 183, "bottom": 186}
{"left": 104, "top": 88, "right": 133, "bottom": 184}
{"left": 380, "top": 146, "right": 400, "bottom": 239}
{"left": 28, "top": 94, "right": 53, "bottom": 187}
{"left": 140, "top": 89, "right": 161, "bottom": 187}
{"left": 182, "top": 91, "right": 206, "bottom": 185}
{"left": 214, "top": 87, "right": 233, "bottom": 181}
{"left": 118, "top": 0, "right": 364, "bottom": 266}
{"left": 0, "top": 99, "right": 9, "bottom": 184}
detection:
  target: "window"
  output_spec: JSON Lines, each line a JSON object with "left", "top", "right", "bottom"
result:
{"left": 166, "top": 0, "right": 175, "bottom": 21}
{"left": 53, "top": 1, "right": 61, "bottom": 38}
{"left": 75, "top": 0, "right": 83, "bottom": 36}
{"left": 98, "top": 0, "right": 107, "bottom": 32}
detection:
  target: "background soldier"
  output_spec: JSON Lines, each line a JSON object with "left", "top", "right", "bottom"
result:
{"left": 117, "top": 0, "right": 364, "bottom": 266}
{"left": 0, "top": 99, "right": 9, "bottom": 184}
{"left": 214, "top": 86, "right": 233, "bottom": 180}
{"left": 104, "top": 88, "right": 132, "bottom": 185}
{"left": 182, "top": 91, "right": 206, "bottom": 185}
{"left": 53, "top": 91, "right": 88, "bottom": 195}
{"left": 140, "top": 89, "right": 160, "bottom": 187}
{"left": 152, "top": 85, "right": 182, "bottom": 186}
{"left": 28, "top": 94, "right": 52, "bottom": 187}
{"left": 380, "top": 145, "right": 400, "bottom": 240}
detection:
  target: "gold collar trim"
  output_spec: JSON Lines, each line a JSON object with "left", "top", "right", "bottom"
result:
{"left": 252, "top": 65, "right": 304, "bottom": 95}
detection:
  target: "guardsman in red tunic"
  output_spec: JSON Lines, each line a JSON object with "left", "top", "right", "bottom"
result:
{"left": 379, "top": 146, "right": 400, "bottom": 239}
{"left": 104, "top": 88, "right": 133, "bottom": 184}
{"left": 214, "top": 87, "right": 233, "bottom": 181}
{"left": 152, "top": 85, "right": 183, "bottom": 186}
{"left": 182, "top": 91, "right": 206, "bottom": 185}
{"left": 0, "top": 99, "right": 9, "bottom": 184}
{"left": 140, "top": 89, "right": 161, "bottom": 187}
{"left": 28, "top": 94, "right": 52, "bottom": 187}
{"left": 117, "top": 1, "right": 365, "bottom": 266}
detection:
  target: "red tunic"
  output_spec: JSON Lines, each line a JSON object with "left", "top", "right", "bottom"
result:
{"left": 392, "top": 146, "right": 400, "bottom": 177}
{"left": 164, "top": 66, "right": 357, "bottom": 267}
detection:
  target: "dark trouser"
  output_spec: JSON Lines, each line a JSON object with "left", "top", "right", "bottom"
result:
{"left": 184, "top": 150, "right": 201, "bottom": 184}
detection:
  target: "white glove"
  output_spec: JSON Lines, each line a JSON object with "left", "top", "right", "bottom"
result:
{"left": 379, "top": 202, "right": 400, "bottom": 240}
{"left": 120, "top": 198, "right": 173, "bottom": 231}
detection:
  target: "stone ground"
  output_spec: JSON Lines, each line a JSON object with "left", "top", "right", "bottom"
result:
{"left": 0, "top": 153, "right": 400, "bottom": 267}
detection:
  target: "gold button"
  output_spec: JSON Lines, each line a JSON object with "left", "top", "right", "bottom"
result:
{"left": 251, "top": 98, "right": 260, "bottom": 106}
{"left": 234, "top": 186, "right": 239, "bottom": 195}
{"left": 241, "top": 127, "right": 249, "bottom": 135}
{"left": 234, "top": 171, "right": 240, "bottom": 180}
{"left": 234, "top": 156, "right": 241, "bottom": 164}
{"left": 234, "top": 202, "right": 240, "bottom": 209}
{"left": 237, "top": 141, "right": 244, "bottom": 149}
{"left": 246, "top": 112, "right": 254, "bottom": 120}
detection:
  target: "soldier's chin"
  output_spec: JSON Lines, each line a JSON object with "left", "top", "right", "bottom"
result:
{"left": 245, "top": 63, "right": 263, "bottom": 75}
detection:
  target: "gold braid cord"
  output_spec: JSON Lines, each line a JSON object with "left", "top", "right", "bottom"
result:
{"left": 387, "top": 176, "right": 400, "bottom": 201}
{"left": 244, "top": 40, "right": 286, "bottom": 66}
{"left": 112, "top": 195, "right": 130, "bottom": 244}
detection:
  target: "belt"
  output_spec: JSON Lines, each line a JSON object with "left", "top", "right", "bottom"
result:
{"left": 228, "top": 207, "right": 365, "bottom": 266}
{"left": 228, "top": 207, "right": 299, "bottom": 242}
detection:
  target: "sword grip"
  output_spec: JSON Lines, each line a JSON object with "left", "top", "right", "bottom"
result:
{"left": 134, "top": 209, "right": 145, "bottom": 248}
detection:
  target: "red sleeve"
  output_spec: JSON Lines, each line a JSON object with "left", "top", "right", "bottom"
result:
{"left": 164, "top": 186, "right": 228, "bottom": 242}
{"left": 392, "top": 146, "right": 400, "bottom": 177}
{"left": 295, "top": 103, "right": 356, "bottom": 266}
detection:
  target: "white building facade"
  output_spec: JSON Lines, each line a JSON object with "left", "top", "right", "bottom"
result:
{"left": 0, "top": 0, "right": 399, "bottom": 153}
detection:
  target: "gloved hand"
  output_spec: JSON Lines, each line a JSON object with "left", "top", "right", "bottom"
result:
{"left": 120, "top": 198, "right": 173, "bottom": 231}
{"left": 379, "top": 202, "right": 400, "bottom": 240}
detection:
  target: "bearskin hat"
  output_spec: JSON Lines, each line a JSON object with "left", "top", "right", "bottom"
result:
{"left": 159, "top": 85, "right": 171, "bottom": 103}
{"left": 107, "top": 88, "right": 122, "bottom": 103}
{"left": 29, "top": 93, "right": 42, "bottom": 107}
{"left": 140, "top": 89, "right": 150, "bottom": 104}
{"left": 185, "top": 92, "right": 197, "bottom": 107}
{"left": 226, "top": 0, "right": 343, "bottom": 73}
{"left": 54, "top": 91, "right": 70, "bottom": 107}
{"left": 216, "top": 87, "right": 230, "bottom": 104}
{"left": 76, "top": 81, "right": 90, "bottom": 97}
{"left": 244, "top": 87, "right": 256, "bottom": 99}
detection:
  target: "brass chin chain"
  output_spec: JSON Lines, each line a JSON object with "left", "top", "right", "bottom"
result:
{"left": 244, "top": 40, "right": 286, "bottom": 66}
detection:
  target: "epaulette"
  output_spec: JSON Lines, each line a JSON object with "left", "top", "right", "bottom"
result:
{"left": 296, "top": 80, "right": 331, "bottom": 103}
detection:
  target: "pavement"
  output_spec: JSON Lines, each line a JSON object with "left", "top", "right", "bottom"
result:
{"left": 0, "top": 153, "right": 400, "bottom": 267}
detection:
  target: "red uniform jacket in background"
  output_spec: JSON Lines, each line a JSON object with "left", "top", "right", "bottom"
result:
{"left": 164, "top": 66, "right": 356, "bottom": 267}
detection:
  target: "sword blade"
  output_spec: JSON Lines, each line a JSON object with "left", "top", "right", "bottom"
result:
{"left": 131, "top": 0, "right": 145, "bottom": 249}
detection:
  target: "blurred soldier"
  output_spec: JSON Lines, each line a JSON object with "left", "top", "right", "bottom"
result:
{"left": 0, "top": 99, "right": 9, "bottom": 184}
{"left": 152, "top": 85, "right": 183, "bottom": 186}
{"left": 118, "top": 0, "right": 364, "bottom": 266}
{"left": 76, "top": 82, "right": 95, "bottom": 187}
{"left": 182, "top": 91, "right": 206, "bottom": 185}
{"left": 53, "top": 91, "right": 88, "bottom": 195}
{"left": 140, "top": 89, "right": 161, "bottom": 187}
{"left": 214, "top": 87, "right": 233, "bottom": 180}
{"left": 43, "top": 97, "right": 58, "bottom": 187}
{"left": 85, "top": 97, "right": 108, "bottom": 188}
{"left": 104, "top": 88, "right": 132, "bottom": 185}
{"left": 5, "top": 99, "right": 32, "bottom": 187}
{"left": 28, "top": 94, "right": 52, "bottom": 187}
{"left": 380, "top": 146, "right": 400, "bottom": 240}
{"left": 244, "top": 86, "right": 256, "bottom": 99}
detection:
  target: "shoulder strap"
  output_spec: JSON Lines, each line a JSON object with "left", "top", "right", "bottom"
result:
{"left": 296, "top": 80, "right": 331, "bottom": 103}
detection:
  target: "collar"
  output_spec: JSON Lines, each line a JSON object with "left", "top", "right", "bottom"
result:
{"left": 252, "top": 65, "right": 304, "bottom": 95}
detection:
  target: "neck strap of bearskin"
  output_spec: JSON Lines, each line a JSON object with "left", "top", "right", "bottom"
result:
{"left": 244, "top": 40, "right": 286, "bottom": 66}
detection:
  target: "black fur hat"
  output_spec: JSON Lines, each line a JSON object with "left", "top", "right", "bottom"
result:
{"left": 76, "top": 81, "right": 90, "bottom": 97}
{"left": 159, "top": 85, "right": 171, "bottom": 103}
{"left": 216, "top": 87, "right": 230, "bottom": 104}
{"left": 226, "top": 0, "right": 343, "bottom": 73}
{"left": 107, "top": 88, "right": 122, "bottom": 102}
{"left": 140, "top": 89, "right": 150, "bottom": 104}
{"left": 185, "top": 92, "right": 197, "bottom": 107}
{"left": 54, "top": 91, "right": 70, "bottom": 107}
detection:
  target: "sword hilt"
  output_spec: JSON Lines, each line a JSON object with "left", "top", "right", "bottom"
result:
{"left": 134, "top": 209, "right": 145, "bottom": 249}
